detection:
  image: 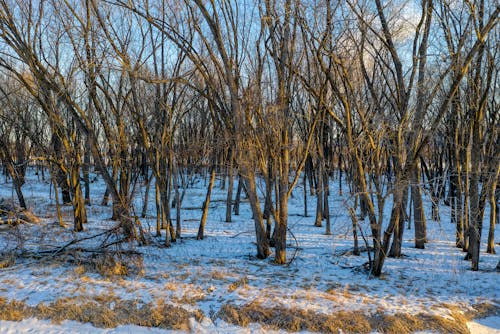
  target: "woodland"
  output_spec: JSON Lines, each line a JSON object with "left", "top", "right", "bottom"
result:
{"left": 0, "top": 0, "right": 499, "bottom": 333}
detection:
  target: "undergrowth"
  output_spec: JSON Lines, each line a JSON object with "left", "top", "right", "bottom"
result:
{"left": 217, "top": 301, "right": 493, "bottom": 334}
{"left": 1, "top": 295, "right": 497, "bottom": 333}
{"left": 0, "top": 294, "right": 201, "bottom": 330}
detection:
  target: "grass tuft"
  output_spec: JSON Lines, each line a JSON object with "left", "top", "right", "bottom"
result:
{"left": 0, "top": 294, "right": 199, "bottom": 330}
{"left": 0, "top": 297, "right": 31, "bottom": 321}
{"left": 218, "top": 302, "right": 472, "bottom": 334}
{"left": 227, "top": 277, "right": 248, "bottom": 292}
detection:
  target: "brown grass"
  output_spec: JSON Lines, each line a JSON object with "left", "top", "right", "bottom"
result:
{"left": 0, "top": 252, "right": 15, "bottom": 268}
{"left": 0, "top": 294, "right": 201, "bottom": 330}
{"left": 471, "top": 302, "right": 499, "bottom": 319}
{"left": 218, "top": 302, "right": 371, "bottom": 333}
{"left": 227, "top": 277, "right": 248, "bottom": 292}
{"left": 210, "top": 270, "right": 227, "bottom": 280}
{"left": 76, "top": 253, "right": 144, "bottom": 278}
{"left": 0, "top": 297, "right": 32, "bottom": 321}
{"left": 2, "top": 292, "right": 493, "bottom": 333}
{"left": 218, "top": 302, "right": 472, "bottom": 334}
{"left": 370, "top": 312, "right": 469, "bottom": 334}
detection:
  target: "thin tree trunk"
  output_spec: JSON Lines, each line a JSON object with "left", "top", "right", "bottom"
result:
{"left": 274, "top": 173, "right": 289, "bottom": 264}
{"left": 463, "top": 138, "right": 471, "bottom": 253}
{"left": 486, "top": 186, "right": 497, "bottom": 254}
{"left": 51, "top": 169, "right": 65, "bottom": 227}
{"left": 349, "top": 207, "right": 360, "bottom": 255}
{"left": 242, "top": 171, "right": 270, "bottom": 259}
{"left": 303, "top": 170, "right": 308, "bottom": 217}
{"left": 70, "top": 162, "right": 86, "bottom": 232}
{"left": 155, "top": 177, "right": 161, "bottom": 237}
{"left": 83, "top": 140, "right": 91, "bottom": 205}
{"left": 173, "top": 163, "right": 182, "bottom": 240}
{"left": 12, "top": 176, "right": 26, "bottom": 210}
{"left": 225, "top": 153, "right": 234, "bottom": 222}
{"left": 324, "top": 170, "right": 331, "bottom": 235}
{"left": 314, "top": 164, "right": 323, "bottom": 227}
{"left": 389, "top": 187, "right": 409, "bottom": 257}
{"left": 141, "top": 173, "right": 151, "bottom": 218}
{"left": 450, "top": 120, "right": 464, "bottom": 247}
{"left": 468, "top": 116, "right": 483, "bottom": 269}
{"left": 412, "top": 164, "right": 426, "bottom": 249}
{"left": 197, "top": 166, "right": 216, "bottom": 240}
{"left": 372, "top": 188, "right": 402, "bottom": 276}
{"left": 234, "top": 174, "right": 242, "bottom": 216}
{"left": 60, "top": 170, "right": 71, "bottom": 204}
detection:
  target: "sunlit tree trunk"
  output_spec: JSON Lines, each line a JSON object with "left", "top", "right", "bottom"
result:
{"left": 197, "top": 166, "right": 216, "bottom": 240}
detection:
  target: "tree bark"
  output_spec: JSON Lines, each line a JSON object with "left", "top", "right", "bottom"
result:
{"left": 242, "top": 171, "right": 271, "bottom": 259}
{"left": 389, "top": 187, "right": 409, "bottom": 257}
{"left": 486, "top": 185, "right": 497, "bottom": 254}
{"left": 225, "top": 151, "right": 234, "bottom": 223}
{"left": 412, "top": 165, "right": 427, "bottom": 249}
{"left": 70, "top": 162, "right": 86, "bottom": 232}
{"left": 197, "top": 166, "right": 215, "bottom": 240}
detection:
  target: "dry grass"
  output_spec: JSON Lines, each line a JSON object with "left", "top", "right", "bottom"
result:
{"left": 0, "top": 252, "right": 15, "bottom": 268}
{"left": 227, "top": 277, "right": 248, "bottom": 292}
{"left": 0, "top": 297, "right": 31, "bottom": 321}
{"left": 370, "top": 312, "right": 469, "bottom": 334}
{"left": 218, "top": 302, "right": 371, "bottom": 333}
{"left": 0, "top": 294, "right": 201, "bottom": 330}
{"left": 75, "top": 252, "right": 144, "bottom": 278}
{"left": 171, "top": 288, "right": 206, "bottom": 306}
{"left": 471, "top": 302, "right": 499, "bottom": 319}
{"left": 210, "top": 270, "right": 227, "bottom": 280}
{"left": 218, "top": 302, "right": 473, "bottom": 334}
{"left": 1, "top": 292, "right": 494, "bottom": 333}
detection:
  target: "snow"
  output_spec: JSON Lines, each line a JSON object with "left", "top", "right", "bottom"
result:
{"left": 0, "top": 318, "right": 183, "bottom": 333}
{"left": 0, "top": 170, "right": 499, "bottom": 333}
{"left": 467, "top": 317, "right": 500, "bottom": 334}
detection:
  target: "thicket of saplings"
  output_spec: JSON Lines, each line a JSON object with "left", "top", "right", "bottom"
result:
{"left": 0, "top": 0, "right": 498, "bottom": 280}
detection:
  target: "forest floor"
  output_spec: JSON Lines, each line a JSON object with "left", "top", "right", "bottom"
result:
{"left": 0, "top": 170, "right": 499, "bottom": 333}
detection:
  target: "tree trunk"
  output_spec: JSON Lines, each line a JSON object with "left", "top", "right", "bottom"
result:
{"left": 70, "top": 163, "right": 86, "bottom": 232}
{"left": 389, "top": 187, "right": 408, "bottom": 257}
{"left": 154, "top": 177, "right": 161, "bottom": 237}
{"left": 324, "top": 170, "right": 331, "bottom": 235}
{"left": 242, "top": 171, "right": 270, "bottom": 259}
{"left": 303, "top": 170, "right": 308, "bottom": 217}
{"left": 51, "top": 169, "right": 65, "bottom": 227}
{"left": 101, "top": 165, "right": 117, "bottom": 207}
{"left": 225, "top": 150, "right": 234, "bottom": 222}
{"left": 83, "top": 140, "right": 91, "bottom": 205}
{"left": 314, "top": 165, "right": 323, "bottom": 227}
{"left": 463, "top": 139, "right": 471, "bottom": 253}
{"left": 173, "top": 163, "right": 182, "bottom": 240}
{"left": 486, "top": 187, "right": 496, "bottom": 254}
{"left": 274, "top": 173, "right": 289, "bottom": 264}
{"left": 449, "top": 131, "right": 464, "bottom": 247}
{"left": 12, "top": 174, "right": 26, "bottom": 210}
{"left": 60, "top": 170, "right": 72, "bottom": 205}
{"left": 468, "top": 118, "right": 482, "bottom": 270}
{"left": 141, "top": 174, "right": 151, "bottom": 218}
{"left": 348, "top": 208, "right": 360, "bottom": 255}
{"left": 234, "top": 174, "right": 243, "bottom": 216}
{"left": 372, "top": 188, "right": 402, "bottom": 277}
{"left": 412, "top": 164, "right": 426, "bottom": 249}
{"left": 263, "top": 165, "right": 274, "bottom": 242}
{"left": 197, "top": 166, "right": 215, "bottom": 240}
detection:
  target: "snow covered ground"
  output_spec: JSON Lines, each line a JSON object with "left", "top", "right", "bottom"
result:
{"left": 0, "top": 170, "right": 498, "bottom": 333}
